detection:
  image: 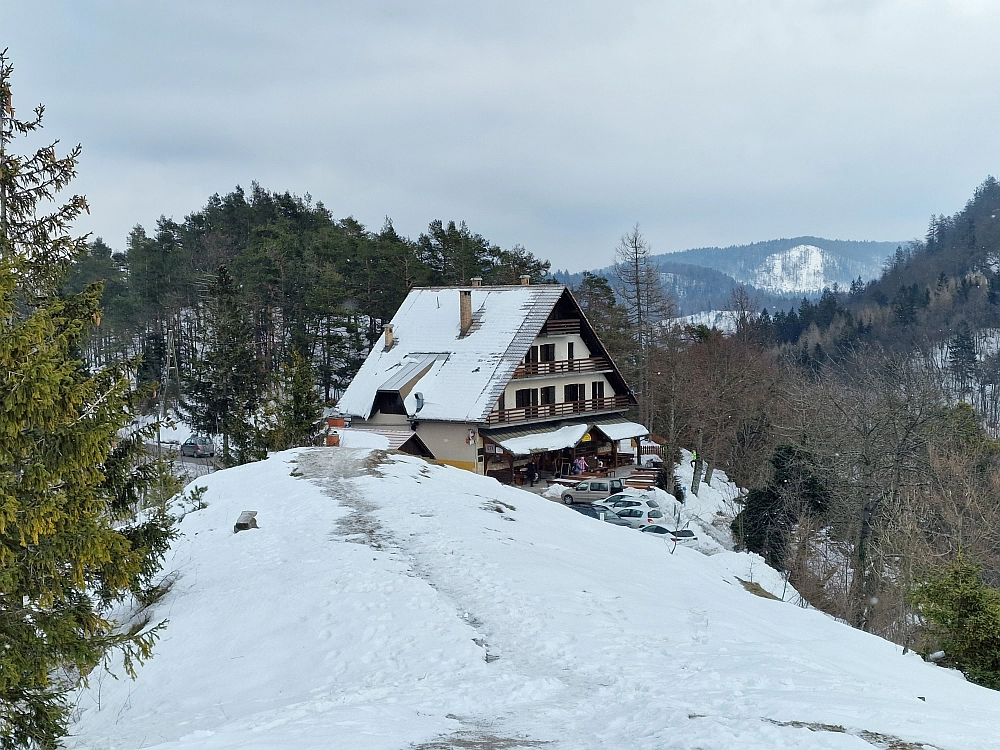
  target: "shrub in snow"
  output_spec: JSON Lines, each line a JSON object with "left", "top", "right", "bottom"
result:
{"left": 909, "top": 558, "right": 1000, "bottom": 690}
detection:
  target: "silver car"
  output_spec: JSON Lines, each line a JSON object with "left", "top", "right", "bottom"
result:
{"left": 558, "top": 478, "right": 625, "bottom": 504}
{"left": 180, "top": 435, "right": 216, "bottom": 458}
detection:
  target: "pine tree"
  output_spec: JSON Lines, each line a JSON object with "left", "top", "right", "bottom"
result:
{"left": 909, "top": 559, "right": 1000, "bottom": 689}
{"left": 183, "top": 265, "right": 265, "bottom": 465}
{"left": 949, "top": 329, "right": 977, "bottom": 400}
{"left": 0, "top": 49, "right": 174, "bottom": 748}
{"left": 271, "top": 349, "right": 323, "bottom": 449}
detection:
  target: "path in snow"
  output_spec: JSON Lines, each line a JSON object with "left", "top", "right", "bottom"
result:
{"left": 67, "top": 447, "right": 1000, "bottom": 749}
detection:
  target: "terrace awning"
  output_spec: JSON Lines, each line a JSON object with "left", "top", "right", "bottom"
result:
{"left": 495, "top": 424, "right": 589, "bottom": 456}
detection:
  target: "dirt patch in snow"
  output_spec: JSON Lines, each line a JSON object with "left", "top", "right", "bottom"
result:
{"left": 765, "top": 719, "right": 938, "bottom": 749}
{"left": 294, "top": 447, "right": 394, "bottom": 549}
{"left": 412, "top": 729, "right": 548, "bottom": 749}
{"left": 736, "top": 577, "right": 781, "bottom": 600}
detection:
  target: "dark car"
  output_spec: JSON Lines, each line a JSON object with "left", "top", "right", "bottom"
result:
{"left": 180, "top": 435, "right": 216, "bottom": 458}
{"left": 568, "top": 504, "right": 633, "bottom": 527}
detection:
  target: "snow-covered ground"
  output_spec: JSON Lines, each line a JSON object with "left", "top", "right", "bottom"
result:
{"left": 70, "top": 446, "right": 1000, "bottom": 749}
{"left": 672, "top": 310, "right": 737, "bottom": 333}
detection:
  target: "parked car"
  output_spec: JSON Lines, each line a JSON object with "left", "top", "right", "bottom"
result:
{"left": 641, "top": 525, "right": 698, "bottom": 544}
{"left": 568, "top": 504, "right": 633, "bottom": 527}
{"left": 599, "top": 492, "right": 660, "bottom": 510}
{"left": 559, "top": 478, "right": 625, "bottom": 504}
{"left": 180, "top": 435, "right": 216, "bottom": 458}
{"left": 610, "top": 506, "right": 665, "bottom": 528}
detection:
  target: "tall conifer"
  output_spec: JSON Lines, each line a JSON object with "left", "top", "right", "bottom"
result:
{"left": 0, "top": 50, "right": 173, "bottom": 747}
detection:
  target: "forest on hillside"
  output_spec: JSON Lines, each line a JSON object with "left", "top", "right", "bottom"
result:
{"left": 591, "top": 177, "right": 1000, "bottom": 692}
{"left": 66, "top": 186, "right": 551, "bottom": 460}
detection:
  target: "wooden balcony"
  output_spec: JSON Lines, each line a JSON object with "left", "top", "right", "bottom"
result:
{"left": 485, "top": 395, "right": 631, "bottom": 426}
{"left": 542, "top": 319, "right": 580, "bottom": 336}
{"left": 512, "top": 357, "right": 611, "bottom": 379}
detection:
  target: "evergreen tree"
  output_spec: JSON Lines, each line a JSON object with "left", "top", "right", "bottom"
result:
{"left": 948, "top": 329, "right": 977, "bottom": 400}
{"left": 417, "top": 219, "right": 493, "bottom": 285}
{"left": 573, "top": 271, "right": 632, "bottom": 358}
{"left": 909, "top": 559, "right": 1000, "bottom": 690}
{"left": 0, "top": 50, "right": 174, "bottom": 747}
{"left": 271, "top": 349, "right": 323, "bottom": 449}
{"left": 183, "top": 265, "right": 266, "bottom": 465}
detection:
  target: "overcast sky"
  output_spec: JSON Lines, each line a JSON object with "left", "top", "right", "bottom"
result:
{"left": 4, "top": 1, "right": 1000, "bottom": 271}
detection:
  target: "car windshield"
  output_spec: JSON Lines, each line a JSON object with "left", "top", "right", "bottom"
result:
{"left": 648, "top": 510, "right": 663, "bottom": 519}
{"left": 674, "top": 529, "right": 695, "bottom": 537}
{"left": 642, "top": 525, "right": 668, "bottom": 534}
{"left": 605, "top": 493, "right": 636, "bottom": 503}
{"left": 646, "top": 500, "right": 660, "bottom": 508}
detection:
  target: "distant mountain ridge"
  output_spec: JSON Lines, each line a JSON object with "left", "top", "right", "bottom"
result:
{"left": 663, "top": 237, "right": 900, "bottom": 294}
{"left": 555, "top": 237, "right": 902, "bottom": 315}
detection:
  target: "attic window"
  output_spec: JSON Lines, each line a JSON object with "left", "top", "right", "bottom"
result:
{"left": 372, "top": 391, "right": 406, "bottom": 415}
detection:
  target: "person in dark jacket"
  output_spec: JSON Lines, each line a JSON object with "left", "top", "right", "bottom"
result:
{"left": 527, "top": 460, "right": 538, "bottom": 487}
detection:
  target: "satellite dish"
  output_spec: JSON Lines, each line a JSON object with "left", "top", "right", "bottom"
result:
{"left": 414, "top": 392, "right": 425, "bottom": 412}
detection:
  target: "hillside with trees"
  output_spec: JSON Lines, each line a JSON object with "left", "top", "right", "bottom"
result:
{"left": 66, "top": 189, "right": 551, "bottom": 461}
{"left": 584, "top": 178, "right": 1000, "bottom": 690}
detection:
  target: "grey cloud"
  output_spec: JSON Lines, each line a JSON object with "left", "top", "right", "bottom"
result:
{"left": 3, "top": 0, "right": 1000, "bottom": 268}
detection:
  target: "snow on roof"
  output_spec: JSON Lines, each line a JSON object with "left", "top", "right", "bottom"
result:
{"left": 496, "top": 424, "right": 589, "bottom": 455}
{"left": 339, "top": 427, "right": 426, "bottom": 453}
{"left": 337, "top": 285, "right": 566, "bottom": 423}
{"left": 593, "top": 421, "right": 648, "bottom": 441}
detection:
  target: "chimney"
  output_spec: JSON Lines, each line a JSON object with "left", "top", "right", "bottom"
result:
{"left": 383, "top": 323, "right": 394, "bottom": 351}
{"left": 519, "top": 274, "right": 531, "bottom": 286}
{"left": 459, "top": 289, "right": 473, "bottom": 336}
{"left": 470, "top": 277, "right": 483, "bottom": 287}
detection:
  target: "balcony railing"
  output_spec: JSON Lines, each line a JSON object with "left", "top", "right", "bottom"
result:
{"left": 512, "top": 357, "right": 611, "bottom": 379}
{"left": 485, "top": 395, "right": 630, "bottom": 426}
{"left": 542, "top": 319, "right": 580, "bottom": 336}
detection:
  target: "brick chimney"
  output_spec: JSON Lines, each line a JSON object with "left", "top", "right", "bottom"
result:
{"left": 519, "top": 274, "right": 531, "bottom": 286}
{"left": 470, "top": 277, "right": 483, "bottom": 287}
{"left": 459, "top": 290, "right": 473, "bottom": 336}
{"left": 383, "top": 324, "right": 394, "bottom": 351}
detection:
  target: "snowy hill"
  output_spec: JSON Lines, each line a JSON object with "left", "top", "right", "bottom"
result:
{"left": 69, "top": 445, "right": 1000, "bottom": 749}
{"left": 749, "top": 243, "right": 840, "bottom": 294}
{"left": 661, "top": 237, "right": 896, "bottom": 295}
{"left": 555, "top": 237, "right": 898, "bottom": 314}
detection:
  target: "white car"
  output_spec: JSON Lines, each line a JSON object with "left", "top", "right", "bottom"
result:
{"left": 608, "top": 506, "right": 665, "bottom": 528}
{"left": 598, "top": 492, "right": 660, "bottom": 511}
{"left": 641, "top": 525, "right": 698, "bottom": 544}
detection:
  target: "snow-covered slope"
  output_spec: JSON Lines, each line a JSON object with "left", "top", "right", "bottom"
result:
{"left": 70, "top": 447, "right": 1000, "bottom": 749}
{"left": 672, "top": 310, "right": 737, "bottom": 333}
{"left": 751, "top": 244, "right": 827, "bottom": 293}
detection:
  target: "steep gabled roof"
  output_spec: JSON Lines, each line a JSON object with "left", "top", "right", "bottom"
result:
{"left": 337, "top": 285, "right": 566, "bottom": 423}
